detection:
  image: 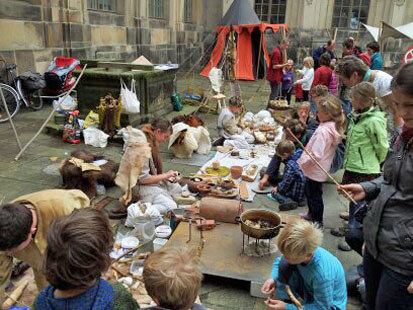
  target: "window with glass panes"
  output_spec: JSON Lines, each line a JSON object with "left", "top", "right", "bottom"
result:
{"left": 87, "top": 0, "right": 116, "bottom": 12}
{"left": 184, "top": 0, "right": 192, "bottom": 22}
{"left": 332, "top": 0, "right": 370, "bottom": 29}
{"left": 150, "top": 0, "right": 164, "bottom": 18}
{"left": 254, "top": 0, "right": 286, "bottom": 24}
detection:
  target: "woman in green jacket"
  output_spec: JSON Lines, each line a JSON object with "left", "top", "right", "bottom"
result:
{"left": 340, "top": 82, "right": 389, "bottom": 254}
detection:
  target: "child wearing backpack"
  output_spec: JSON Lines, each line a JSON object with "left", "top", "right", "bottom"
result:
{"left": 297, "top": 95, "right": 346, "bottom": 227}
{"left": 337, "top": 82, "right": 389, "bottom": 254}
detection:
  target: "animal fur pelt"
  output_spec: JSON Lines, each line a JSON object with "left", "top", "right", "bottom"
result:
{"left": 171, "top": 111, "right": 204, "bottom": 127}
{"left": 115, "top": 136, "right": 152, "bottom": 206}
{"left": 169, "top": 122, "right": 211, "bottom": 159}
{"left": 59, "top": 150, "right": 119, "bottom": 199}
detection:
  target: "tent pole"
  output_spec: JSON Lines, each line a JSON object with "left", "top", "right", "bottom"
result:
{"left": 0, "top": 87, "right": 22, "bottom": 150}
{"left": 256, "top": 29, "right": 263, "bottom": 78}
{"left": 282, "top": 26, "right": 287, "bottom": 63}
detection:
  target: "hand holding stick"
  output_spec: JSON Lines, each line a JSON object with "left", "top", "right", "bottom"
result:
{"left": 285, "top": 127, "right": 357, "bottom": 204}
{"left": 286, "top": 285, "right": 304, "bottom": 310}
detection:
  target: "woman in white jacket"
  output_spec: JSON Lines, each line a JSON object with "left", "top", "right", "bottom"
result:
{"left": 295, "top": 57, "right": 315, "bottom": 101}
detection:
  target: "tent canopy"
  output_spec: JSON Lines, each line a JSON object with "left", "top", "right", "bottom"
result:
{"left": 220, "top": 0, "right": 260, "bottom": 25}
{"left": 362, "top": 21, "right": 413, "bottom": 42}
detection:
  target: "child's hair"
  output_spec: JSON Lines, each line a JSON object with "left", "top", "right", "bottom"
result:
{"left": 276, "top": 139, "right": 295, "bottom": 156}
{"left": 298, "top": 101, "right": 311, "bottom": 114}
{"left": 310, "top": 85, "right": 328, "bottom": 98}
{"left": 277, "top": 219, "right": 323, "bottom": 259}
{"left": 303, "top": 57, "right": 314, "bottom": 68}
{"left": 343, "top": 38, "right": 354, "bottom": 49}
{"left": 319, "top": 53, "right": 331, "bottom": 66}
{"left": 391, "top": 61, "right": 413, "bottom": 97}
{"left": 152, "top": 118, "right": 172, "bottom": 133}
{"left": 287, "top": 59, "right": 294, "bottom": 66}
{"left": 44, "top": 208, "right": 113, "bottom": 290}
{"left": 350, "top": 81, "right": 376, "bottom": 109}
{"left": 336, "top": 55, "right": 368, "bottom": 78}
{"left": 143, "top": 248, "right": 203, "bottom": 310}
{"left": 284, "top": 118, "right": 307, "bottom": 138}
{"left": 317, "top": 95, "right": 346, "bottom": 136}
{"left": 366, "top": 41, "right": 380, "bottom": 53}
{"left": 228, "top": 96, "right": 243, "bottom": 108}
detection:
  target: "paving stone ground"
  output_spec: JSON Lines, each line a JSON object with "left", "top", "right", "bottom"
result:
{"left": 0, "top": 73, "right": 361, "bottom": 309}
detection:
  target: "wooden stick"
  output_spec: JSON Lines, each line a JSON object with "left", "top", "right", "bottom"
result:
{"left": 111, "top": 264, "right": 128, "bottom": 277}
{"left": 285, "top": 127, "right": 357, "bottom": 204}
{"left": 0, "top": 86, "right": 22, "bottom": 150}
{"left": 2, "top": 279, "right": 28, "bottom": 309}
{"left": 286, "top": 285, "right": 303, "bottom": 310}
{"left": 14, "top": 64, "right": 87, "bottom": 161}
{"left": 256, "top": 31, "right": 263, "bottom": 78}
{"left": 111, "top": 241, "right": 149, "bottom": 265}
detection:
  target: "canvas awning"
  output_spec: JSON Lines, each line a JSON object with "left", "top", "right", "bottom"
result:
{"left": 361, "top": 21, "right": 413, "bottom": 42}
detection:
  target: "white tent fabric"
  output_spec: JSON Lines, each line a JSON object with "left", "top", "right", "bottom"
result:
{"left": 361, "top": 21, "right": 413, "bottom": 42}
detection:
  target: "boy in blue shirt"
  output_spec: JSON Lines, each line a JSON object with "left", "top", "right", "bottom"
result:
{"left": 261, "top": 219, "right": 347, "bottom": 310}
{"left": 267, "top": 140, "right": 306, "bottom": 211}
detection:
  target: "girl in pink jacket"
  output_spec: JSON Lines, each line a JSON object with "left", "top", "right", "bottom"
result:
{"left": 297, "top": 95, "right": 345, "bottom": 227}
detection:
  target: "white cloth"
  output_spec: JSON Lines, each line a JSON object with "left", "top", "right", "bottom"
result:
{"left": 372, "top": 70, "right": 393, "bottom": 98}
{"left": 296, "top": 67, "right": 314, "bottom": 91}
{"left": 223, "top": 131, "right": 254, "bottom": 149}
{"left": 83, "top": 127, "right": 109, "bottom": 148}
{"left": 169, "top": 124, "right": 211, "bottom": 158}
{"left": 208, "top": 67, "right": 223, "bottom": 93}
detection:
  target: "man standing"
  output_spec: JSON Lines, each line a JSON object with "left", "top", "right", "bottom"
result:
{"left": 0, "top": 189, "right": 90, "bottom": 300}
{"left": 267, "top": 40, "right": 289, "bottom": 101}
{"left": 313, "top": 40, "right": 336, "bottom": 70}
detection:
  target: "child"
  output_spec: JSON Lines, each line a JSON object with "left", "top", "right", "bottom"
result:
{"left": 297, "top": 95, "right": 345, "bottom": 227}
{"left": 295, "top": 57, "right": 315, "bottom": 102}
{"left": 259, "top": 119, "right": 307, "bottom": 189}
{"left": 143, "top": 248, "right": 206, "bottom": 310}
{"left": 267, "top": 140, "right": 306, "bottom": 211}
{"left": 33, "top": 208, "right": 138, "bottom": 309}
{"left": 261, "top": 219, "right": 347, "bottom": 310}
{"left": 309, "top": 84, "right": 329, "bottom": 117}
{"left": 214, "top": 96, "right": 253, "bottom": 146}
{"left": 282, "top": 59, "right": 295, "bottom": 105}
{"left": 311, "top": 53, "right": 332, "bottom": 89}
{"left": 294, "top": 102, "right": 319, "bottom": 141}
{"left": 329, "top": 59, "right": 339, "bottom": 96}
{"left": 337, "top": 82, "right": 389, "bottom": 254}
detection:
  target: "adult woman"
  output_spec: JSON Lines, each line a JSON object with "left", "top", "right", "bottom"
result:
{"left": 336, "top": 55, "right": 401, "bottom": 132}
{"left": 366, "top": 41, "right": 383, "bottom": 70}
{"left": 339, "top": 62, "right": 413, "bottom": 309}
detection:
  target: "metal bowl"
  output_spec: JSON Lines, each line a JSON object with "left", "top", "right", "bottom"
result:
{"left": 240, "top": 209, "right": 283, "bottom": 239}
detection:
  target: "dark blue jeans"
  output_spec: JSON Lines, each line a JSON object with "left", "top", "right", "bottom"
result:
{"left": 269, "top": 81, "right": 281, "bottom": 100}
{"left": 363, "top": 249, "right": 413, "bottom": 310}
{"left": 305, "top": 178, "right": 324, "bottom": 224}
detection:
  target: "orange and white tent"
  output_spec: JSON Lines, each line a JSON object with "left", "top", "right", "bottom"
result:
{"left": 200, "top": 0, "right": 287, "bottom": 81}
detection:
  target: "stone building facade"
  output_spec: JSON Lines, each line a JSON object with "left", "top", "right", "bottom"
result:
{"left": 0, "top": 0, "right": 222, "bottom": 76}
{"left": 1, "top": 0, "right": 412, "bottom": 77}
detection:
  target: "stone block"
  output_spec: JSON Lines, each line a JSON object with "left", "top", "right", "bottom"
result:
{"left": 0, "top": 20, "right": 44, "bottom": 50}
{"left": 127, "top": 27, "right": 136, "bottom": 45}
{"left": 69, "top": 9, "right": 82, "bottom": 23}
{"left": 91, "top": 25, "right": 126, "bottom": 46}
{"left": 0, "top": 0, "right": 42, "bottom": 21}
{"left": 152, "top": 29, "right": 167, "bottom": 45}
{"left": 69, "top": 0, "right": 82, "bottom": 10}
{"left": 45, "top": 23, "right": 64, "bottom": 48}
{"left": 15, "top": 50, "right": 36, "bottom": 74}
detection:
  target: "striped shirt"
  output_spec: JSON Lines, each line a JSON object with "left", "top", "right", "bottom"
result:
{"left": 271, "top": 247, "right": 347, "bottom": 310}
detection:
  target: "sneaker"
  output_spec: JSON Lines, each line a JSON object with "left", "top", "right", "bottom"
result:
{"left": 279, "top": 202, "right": 298, "bottom": 211}
{"left": 338, "top": 240, "right": 352, "bottom": 251}
{"left": 297, "top": 200, "right": 307, "bottom": 207}
{"left": 300, "top": 212, "right": 312, "bottom": 221}
{"left": 266, "top": 193, "right": 276, "bottom": 201}
{"left": 339, "top": 211, "right": 349, "bottom": 220}
{"left": 330, "top": 227, "right": 346, "bottom": 237}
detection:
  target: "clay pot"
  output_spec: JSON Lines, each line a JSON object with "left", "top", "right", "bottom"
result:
{"left": 230, "top": 166, "right": 243, "bottom": 179}
{"left": 187, "top": 177, "right": 205, "bottom": 193}
{"left": 197, "top": 184, "right": 212, "bottom": 196}
{"left": 221, "top": 179, "right": 235, "bottom": 190}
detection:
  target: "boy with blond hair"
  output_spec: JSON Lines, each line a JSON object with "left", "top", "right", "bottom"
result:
{"left": 261, "top": 220, "right": 347, "bottom": 310}
{"left": 143, "top": 248, "right": 206, "bottom": 310}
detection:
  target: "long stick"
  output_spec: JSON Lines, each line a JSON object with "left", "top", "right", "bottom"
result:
{"left": 110, "top": 241, "right": 149, "bottom": 265}
{"left": 285, "top": 127, "right": 357, "bottom": 204}
{"left": 14, "top": 64, "right": 87, "bottom": 161}
{"left": 256, "top": 31, "right": 263, "bottom": 78}
{"left": 286, "top": 285, "right": 303, "bottom": 310}
{"left": 0, "top": 87, "right": 22, "bottom": 150}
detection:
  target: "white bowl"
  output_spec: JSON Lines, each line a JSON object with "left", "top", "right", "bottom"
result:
{"left": 121, "top": 236, "right": 140, "bottom": 249}
{"left": 155, "top": 225, "right": 172, "bottom": 238}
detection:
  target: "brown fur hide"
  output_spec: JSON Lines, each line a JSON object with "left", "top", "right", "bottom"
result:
{"left": 59, "top": 150, "right": 119, "bottom": 198}
{"left": 171, "top": 111, "right": 204, "bottom": 127}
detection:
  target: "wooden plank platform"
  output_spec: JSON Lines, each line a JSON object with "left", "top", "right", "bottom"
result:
{"left": 165, "top": 221, "right": 280, "bottom": 296}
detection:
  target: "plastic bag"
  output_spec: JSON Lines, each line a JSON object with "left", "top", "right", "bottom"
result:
{"left": 120, "top": 78, "right": 140, "bottom": 114}
{"left": 171, "top": 93, "right": 183, "bottom": 111}
{"left": 53, "top": 95, "right": 77, "bottom": 111}
{"left": 125, "top": 202, "right": 163, "bottom": 228}
{"left": 83, "top": 127, "right": 109, "bottom": 148}
{"left": 83, "top": 111, "right": 100, "bottom": 128}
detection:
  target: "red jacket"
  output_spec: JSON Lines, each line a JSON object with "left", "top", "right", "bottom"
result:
{"left": 267, "top": 48, "right": 283, "bottom": 83}
{"left": 311, "top": 66, "right": 332, "bottom": 89}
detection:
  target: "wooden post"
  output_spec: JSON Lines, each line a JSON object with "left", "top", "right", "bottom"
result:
{"left": 282, "top": 26, "right": 287, "bottom": 63}
{"left": 0, "top": 87, "right": 22, "bottom": 150}
{"left": 256, "top": 29, "right": 263, "bottom": 78}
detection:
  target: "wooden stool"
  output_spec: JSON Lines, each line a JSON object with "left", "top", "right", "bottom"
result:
{"left": 211, "top": 93, "right": 226, "bottom": 112}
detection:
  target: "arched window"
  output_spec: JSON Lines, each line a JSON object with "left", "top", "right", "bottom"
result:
{"left": 332, "top": 0, "right": 370, "bottom": 29}
{"left": 254, "top": 0, "right": 286, "bottom": 24}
